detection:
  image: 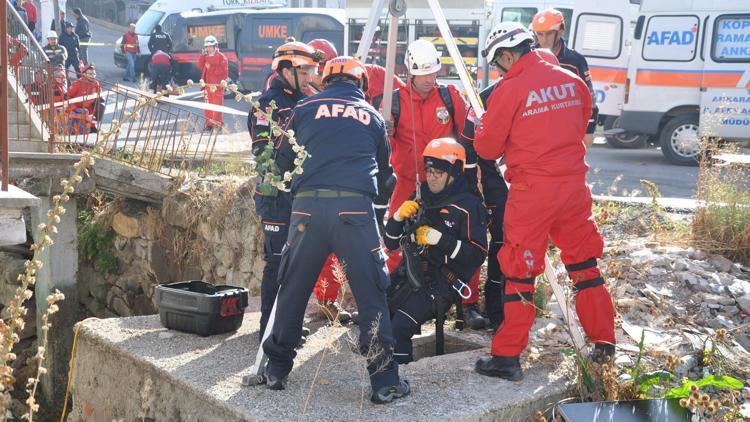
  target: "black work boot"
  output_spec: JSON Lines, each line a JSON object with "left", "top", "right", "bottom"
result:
{"left": 370, "top": 378, "right": 411, "bottom": 404}
{"left": 590, "top": 343, "right": 615, "bottom": 364}
{"left": 463, "top": 304, "right": 487, "bottom": 330}
{"left": 266, "top": 373, "right": 288, "bottom": 391}
{"left": 475, "top": 355, "right": 523, "bottom": 381}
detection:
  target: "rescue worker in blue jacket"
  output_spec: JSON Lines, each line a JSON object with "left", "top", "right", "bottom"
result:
{"left": 247, "top": 41, "right": 318, "bottom": 339}
{"left": 265, "top": 56, "right": 410, "bottom": 404}
{"left": 459, "top": 85, "right": 509, "bottom": 333}
{"left": 384, "top": 138, "right": 488, "bottom": 364}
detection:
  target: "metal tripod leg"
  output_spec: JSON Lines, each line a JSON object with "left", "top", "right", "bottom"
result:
{"left": 242, "top": 292, "right": 279, "bottom": 386}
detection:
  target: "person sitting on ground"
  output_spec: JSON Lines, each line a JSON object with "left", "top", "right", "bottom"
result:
{"left": 384, "top": 138, "right": 487, "bottom": 364}
{"left": 68, "top": 64, "right": 102, "bottom": 133}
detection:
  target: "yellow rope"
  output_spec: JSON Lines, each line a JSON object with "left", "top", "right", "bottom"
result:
{"left": 60, "top": 322, "right": 83, "bottom": 422}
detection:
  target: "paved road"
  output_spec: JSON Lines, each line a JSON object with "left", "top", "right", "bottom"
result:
{"left": 87, "top": 19, "right": 715, "bottom": 200}
{"left": 87, "top": 18, "right": 251, "bottom": 131}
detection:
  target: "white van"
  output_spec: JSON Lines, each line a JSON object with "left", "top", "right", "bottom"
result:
{"left": 489, "top": 0, "right": 646, "bottom": 148}
{"left": 112, "top": 0, "right": 285, "bottom": 74}
{"left": 620, "top": 0, "right": 750, "bottom": 165}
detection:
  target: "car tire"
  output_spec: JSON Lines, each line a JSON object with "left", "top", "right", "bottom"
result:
{"left": 604, "top": 115, "right": 647, "bottom": 149}
{"left": 659, "top": 113, "right": 701, "bottom": 166}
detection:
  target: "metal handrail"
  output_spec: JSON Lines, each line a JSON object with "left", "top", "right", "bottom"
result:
{"left": 4, "top": 1, "right": 218, "bottom": 181}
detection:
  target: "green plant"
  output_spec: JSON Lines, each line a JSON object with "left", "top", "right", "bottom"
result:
{"left": 77, "top": 210, "right": 119, "bottom": 275}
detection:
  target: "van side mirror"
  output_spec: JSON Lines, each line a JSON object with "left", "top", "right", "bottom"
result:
{"left": 634, "top": 15, "right": 645, "bottom": 40}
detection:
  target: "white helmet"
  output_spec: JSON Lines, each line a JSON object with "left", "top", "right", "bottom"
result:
{"left": 204, "top": 35, "right": 218, "bottom": 47}
{"left": 404, "top": 39, "right": 441, "bottom": 76}
{"left": 46, "top": 30, "right": 58, "bottom": 39}
{"left": 481, "top": 22, "right": 534, "bottom": 61}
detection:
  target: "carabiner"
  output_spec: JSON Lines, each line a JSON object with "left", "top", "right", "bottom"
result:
{"left": 453, "top": 280, "right": 472, "bottom": 300}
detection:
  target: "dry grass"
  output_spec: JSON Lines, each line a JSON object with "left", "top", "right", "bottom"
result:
{"left": 692, "top": 144, "right": 750, "bottom": 265}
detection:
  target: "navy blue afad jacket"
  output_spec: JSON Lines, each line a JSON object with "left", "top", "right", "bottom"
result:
{"left": 556, "top": 39, "right": 599, "bottom": 134}
{"left": 459, "top": 83, "right": 506, "bottom": 195}
{"left": 248, "top": 76, "right": 305, "bottom": 156}
{"left": 383, "top": 175, "right": 488, "bottom": 292}
{"left": 277, "top": 81, "right": 391, "bottom": 199}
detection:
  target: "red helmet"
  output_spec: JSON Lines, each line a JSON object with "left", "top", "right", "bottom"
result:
{"left": 308, "top": 39, "right": 338, "bottom": 72}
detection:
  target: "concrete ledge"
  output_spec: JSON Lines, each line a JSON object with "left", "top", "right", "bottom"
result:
{"left": 0, "top": 184, "right": 40, "bottom": 209}
{"left": 70, "top": 314, "right": 573, "bottom": 421}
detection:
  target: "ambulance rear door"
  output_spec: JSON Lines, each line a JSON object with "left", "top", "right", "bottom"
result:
{"left": 700, "top": 13, "right": 750, "bottom": 139}
{"left": 571, "top": 8, "right": 628, "bottom": 118}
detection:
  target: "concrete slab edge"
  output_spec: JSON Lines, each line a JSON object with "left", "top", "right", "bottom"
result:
{"left": 72, "top": 320, "right": 254, "bottom": 421}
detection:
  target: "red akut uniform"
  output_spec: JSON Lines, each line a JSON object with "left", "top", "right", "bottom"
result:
{"left": 68, "top": 77, "right": 100, "bottom": 116}
{"left": 388, "top": 83, "right": 467, "bottom": 212}
{"left": 364, "top": 64, "right": 405, "bottom": 108}
{"left": 474, "top": 50, "right": 614, "bottom": 356}
{"left": 198, "top": 50, "right": 228, "bottom": 127}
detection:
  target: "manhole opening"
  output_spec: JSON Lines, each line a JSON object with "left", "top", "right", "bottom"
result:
{"left": 411, "top": 330, "right": 484, "bottom": 361}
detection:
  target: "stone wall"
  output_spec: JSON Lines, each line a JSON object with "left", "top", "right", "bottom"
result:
{"left": 79, "top": 179, "right": 265, "bottom": 318}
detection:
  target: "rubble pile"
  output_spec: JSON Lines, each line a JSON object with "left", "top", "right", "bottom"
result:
{"left": 511, "top": 235, "right": 750, "bottom": 414}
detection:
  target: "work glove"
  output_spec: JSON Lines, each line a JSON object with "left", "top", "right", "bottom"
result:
{"left": 415, "top": 225, "right": 442, "bottom": 246}
{"left": 394, "top": 200, "right": 419, "bottom": 222}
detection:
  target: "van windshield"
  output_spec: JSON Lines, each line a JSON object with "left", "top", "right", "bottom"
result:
{"left": 135, "top": 10, "right": 165, "bottom": 35}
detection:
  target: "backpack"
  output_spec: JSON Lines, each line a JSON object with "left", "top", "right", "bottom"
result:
{"left": 391, "top": 85, "right": 455, "bottom": 130}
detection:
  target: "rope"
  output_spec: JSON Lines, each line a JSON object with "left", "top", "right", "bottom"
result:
{"left": 60, "top": 322, "right": 84, "bottom": 422}
{"left": 407, "top": 77, "right": 422, "bottom": 201}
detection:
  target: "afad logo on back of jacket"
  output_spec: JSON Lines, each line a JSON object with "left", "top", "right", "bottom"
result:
{"left": 314, "top": 103, "right": 372, "bottom": 125}
{"left": 522, "top": 83, "right": 581, "bottom": 118}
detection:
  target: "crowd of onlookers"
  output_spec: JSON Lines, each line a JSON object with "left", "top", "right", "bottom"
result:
{"left": 9, "top": 1, "right": 101, "bottom": 135}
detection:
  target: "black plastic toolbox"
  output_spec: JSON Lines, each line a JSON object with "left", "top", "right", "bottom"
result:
{"left": 154, "top": 280, "right": 249, "bottom": 336}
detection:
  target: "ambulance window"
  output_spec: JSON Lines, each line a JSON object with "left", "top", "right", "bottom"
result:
{"left": 135, "top": 10, "right": 164, "bottom": 35}
{"left": 642, "top": 15, "right": 699, "bottom": 62}
{"left": 249, "top": 18, "right": 293, "bottom": 54}
{"left": 711, "top": 14, "right": 750, "bottom": 63}
{"left": 500, "top": 7, "right": 536, "bottom": 28}
{"left": 557, "top": 8, "right": 574, "bottom": 41}
{"left": 573, "top": 14, "right": 623, "bottom": 59}
{"left": 187, "top": 22, "right": 228, "bottom": 50}
{"left": 160, "top": 14, "right": 179, "bottom": 36}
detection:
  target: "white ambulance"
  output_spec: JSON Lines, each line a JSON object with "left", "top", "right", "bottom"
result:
{"left": 489, "top": 0, "right": 647, "bottom": 148}
{"left": 620, "top": 0, "right": 750, "bottom": 165}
